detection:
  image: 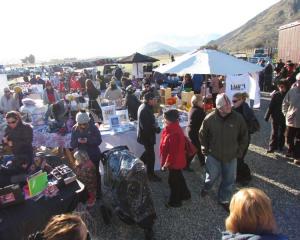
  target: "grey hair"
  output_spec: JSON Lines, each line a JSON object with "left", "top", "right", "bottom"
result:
{"left": 73, "top": 150, "right": 89, "bottom": 164}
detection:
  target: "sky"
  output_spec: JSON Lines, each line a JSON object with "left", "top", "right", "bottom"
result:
{"left": 0, "top": 0, "right": 280, "bottom": 63}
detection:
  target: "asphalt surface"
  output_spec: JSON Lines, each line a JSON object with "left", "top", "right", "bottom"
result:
{"left": 76, "top": 94, "right": 300, "bottom": 240}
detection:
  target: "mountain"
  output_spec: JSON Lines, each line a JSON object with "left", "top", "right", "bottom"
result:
{"left": 140, "top": 42, "right": 182, "bottom": 55}
{"left": 208, "top": 0, "right": 300, "bottom": 51}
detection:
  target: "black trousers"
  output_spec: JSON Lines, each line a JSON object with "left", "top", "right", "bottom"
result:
{"left": 236, "top": 134, "right": 251, "bottom": 181}
{"left": 269, "top": 120, "right": 286, "bottom": 150}
{"left": 140, "top": 144, "right": 155, "bottom": 175}
{"left": 168, "top": 169, "right": 190, "bottom": 205}
{"left": 89, "top": 154, "right": 102, "bottom": 198}
{"left": 286, "top": 126, "right": 300, "bottom": 157}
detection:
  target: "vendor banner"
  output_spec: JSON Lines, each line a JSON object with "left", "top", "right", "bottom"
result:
{"left": 226, "top": 73, "right": 260, "bottom": 108}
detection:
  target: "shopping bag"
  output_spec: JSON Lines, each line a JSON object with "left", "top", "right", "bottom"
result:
{"left": 185, "top": 137, "right": 197, "bottom": 158}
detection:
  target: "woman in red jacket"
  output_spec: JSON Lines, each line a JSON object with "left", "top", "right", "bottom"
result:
{"left": 160, "top": 109, "right": 191, "bottom": 208}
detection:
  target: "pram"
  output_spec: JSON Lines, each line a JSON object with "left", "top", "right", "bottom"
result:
{"left": 101, "top": 146, "right": 156, "bottom": 240}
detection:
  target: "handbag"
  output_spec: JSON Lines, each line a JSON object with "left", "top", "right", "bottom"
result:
{"left": 185, "top": 136, "right": 197, "bottom": 158}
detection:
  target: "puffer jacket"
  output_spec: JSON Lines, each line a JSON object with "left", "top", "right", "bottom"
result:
{"left": 199, "top": 110, "right": 248, "bottom": 163}
{"left": 222, "top": 231, "right": 288, "bottom": 240}
{"left": 160, "top": 121, "right": 186, "bottom": 169}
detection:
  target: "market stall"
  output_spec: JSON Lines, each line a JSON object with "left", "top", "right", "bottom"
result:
{"left": 0, "top": 180, "right": 87, "bottom": 240}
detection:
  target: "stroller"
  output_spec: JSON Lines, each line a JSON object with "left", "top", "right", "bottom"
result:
{"left": 101, "top": 146, "right": 156, "bottom": 240}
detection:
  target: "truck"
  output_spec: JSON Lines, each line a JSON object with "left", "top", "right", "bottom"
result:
{"left": 278, "top": 20, "right": 300, "bottom": 63}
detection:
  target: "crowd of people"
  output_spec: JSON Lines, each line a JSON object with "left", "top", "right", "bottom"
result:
{"left": 1, "top": 60, "right": 298, "bottom": 239}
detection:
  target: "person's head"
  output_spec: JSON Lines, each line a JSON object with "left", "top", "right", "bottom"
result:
{"left": 191, "top": 94, "right": 203, "bottom": 108}
{"left": 45, "top": 81, "right": 53, "bottom": 90}
{"left": 75, "top": 110, "right": 90, "bottom": 130}
{"left": 216, "top": 93, "right": 231, "bottom": 116}
{"left": 277, "top": 80, "right": 288, "bottom": 92}
{"left": 13, "top": 86, "right": 22, "bottom": 94}
{"left": 226, "top": 188, "right": 277, "bottom": 235}
{"left": 3, "top": 87, "right": 11, "bottom": 97}
{"left": 85, "top": 79, "right": 94, "bottom": 90}
{"left": 5, "top": 111, "right": 22, "bottom": 129}
{"left": 143, "top": 79, "right": 151, "bottom": 90}
{"left": 42, "top": 214, "right": 89, "bottom": 240}
{"left": 232, "top": 92, "right": 248, "bottom": 108}
{"left": 184, "top": 73, "right": 192, "bottom": 82}
{"left": 296, "top": 73, "right": 300, "bottom": 88}
{"left": 109, "top": 79, "right": 117, "bottom": 90}
{"left": 163, "top": 109, "right": 179, "bottom": 125}
{"left": 126, "top": 85, "right": 135, "bottom": 94}
{"left": 73, "top": 150, "right": 89, "bottom": 166}
{"left": 144, "top": 92, "right": 156, "bottom": 106}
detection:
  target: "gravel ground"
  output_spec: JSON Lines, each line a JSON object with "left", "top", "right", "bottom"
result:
{"left": 76, "top": 94, "right": 300, "bottom": 240}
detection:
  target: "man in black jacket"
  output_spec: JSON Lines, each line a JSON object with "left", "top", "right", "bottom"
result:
{"left": 137, "top": 92, "right": 161, "bottom": 181}
{"left": 124, "top": 85, "right": 141, "bottom": 121}
{"left": 264, "top": 80, "right": 288, "bottom": 153}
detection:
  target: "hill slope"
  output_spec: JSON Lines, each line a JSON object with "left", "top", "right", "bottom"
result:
{"left": 140, "top": 42, "right": 182, "bottom": 55}
{"left": 208, "top": 0, "right": 300, "bottom": 51}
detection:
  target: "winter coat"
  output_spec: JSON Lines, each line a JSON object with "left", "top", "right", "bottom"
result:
{"left": 160, "top": 121, "right": 186, "bottom": 169}
{"left": 0, "top": 95, "right": 18, "bottom": 113}
{"left": 4, "top": 122, "right": 33, "bottom": 157}
{"left": 282, "top": 87, "right": 300, "bottom": 128}
{"left": 222, "top": 231, "right": 288, "bottom": 240}
{"left": 70, "top": 123, "right": 102, "bottom": 161}
{"left": 125, "top": 93, "right": 141, "bottom": 120}
{"left": 234, "top": 102, "right": 260, "bottom": 134}
{"left": 265, "top": 91, "right": 286, "bottom": 124}
{"left": 43, "top": 89, "right": 60, "bottom": 105}
{"left": 199, "top": 110, "right": 249, "bottom": 163}
{"left": 137, "top": 103, "right": 159, "bottom": 146}
{"left": 187, "top": 106, "right": 206, "bottom": 142}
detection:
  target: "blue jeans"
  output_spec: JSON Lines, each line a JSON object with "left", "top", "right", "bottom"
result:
{"left": 203, "top": 155, "right": 236, "bottom": 203}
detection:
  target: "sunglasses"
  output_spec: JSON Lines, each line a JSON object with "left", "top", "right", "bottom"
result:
{"left": 232, "top": 100, "right": 239, "bottom": 103}
{"left": 7, "top": 120, "right": 17, "bottom": 124}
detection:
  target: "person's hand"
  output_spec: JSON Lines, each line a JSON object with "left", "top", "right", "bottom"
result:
{"left": 7, "top": 141, "right": 13, "bottom": 147}
{"left": 162, "top": 162, "right": 170, "bottom": 171}
{"left": 2, "top": 137, "right": 8, "bottom": 144}
{"left": 201, "top": 148, "right": 208, "bottom": 156}
{"left": 78, "top": 138, "right": 87, "bottom": 144}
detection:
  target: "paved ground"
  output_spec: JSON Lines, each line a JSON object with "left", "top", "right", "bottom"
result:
{"left": 76, "top": 94, "right": 300, "bottom": 240}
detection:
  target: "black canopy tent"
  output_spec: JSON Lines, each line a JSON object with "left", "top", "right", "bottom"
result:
{"left": 117, "top": 52, "right": 159, "bottom": 78}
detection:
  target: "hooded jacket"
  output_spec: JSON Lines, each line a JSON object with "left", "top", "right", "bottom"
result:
{"left": 160, "top": 121, "right": 186, "bottom": 169}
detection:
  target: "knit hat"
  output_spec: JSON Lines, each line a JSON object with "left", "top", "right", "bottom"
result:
{"left": 76, "top": 110, "right": 90, "bottom": 124}
{"left": 164, "top": 109, "right": 179, "bottom": 123}
{"left": 144, "top": 92, "right": 155, "bottom": 101}
{"left": 215, "top": 93, "right": 231, "bottom": 109}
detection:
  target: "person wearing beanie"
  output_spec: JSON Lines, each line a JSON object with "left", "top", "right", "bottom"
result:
{"left": 199, "top": 93, "right": 248, "bottom": 211}
{"left": 124, "top": 85, "right": 141, "bottom": 121}
{"left": 160, "top": 109, "right": 191, "bottom": 207}
{"left": 71, "top": 109, "right": 102, "bottom": 198}
{"left": 137, "top": 91, "right": 161, "bottom": 182}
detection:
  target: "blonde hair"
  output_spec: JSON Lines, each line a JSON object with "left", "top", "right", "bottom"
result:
{"left": 233, "top": 92, "right": 249, "bottom": 101}
{"left": 226, "top": 188, "right": 277, "bottom": 234}
{"left": 191, "top": 94, "right": 203, "bottom": 107}
{"left": 43, "top": 214, "right": 85, "bottom": 240}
